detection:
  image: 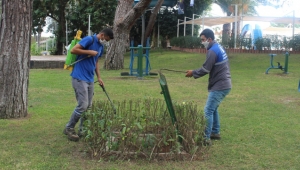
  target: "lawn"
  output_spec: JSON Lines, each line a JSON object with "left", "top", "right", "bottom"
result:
{"left": 0, "top": 49, "right": 300, "bottom": 169}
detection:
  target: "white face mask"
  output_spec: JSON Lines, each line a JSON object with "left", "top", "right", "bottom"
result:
{"left": 202, "top": 41, "right": 209, "bottom": 49}
{"left": 99, "top": 39, "right": 108, "bottom": 46}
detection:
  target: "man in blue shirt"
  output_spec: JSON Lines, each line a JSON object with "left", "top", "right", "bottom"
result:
{"left": 185, "top": 28, "right": 231, "bottom": 146}
{"left": 63, "top": 28, "right": 114, "bottom": 141}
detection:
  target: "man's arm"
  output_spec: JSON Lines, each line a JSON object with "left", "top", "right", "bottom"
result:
{"left": 186, "top": 50, "right": 217, "bottom": 79}
{"left": 95, "top": 58, "right": 104, "bottom": 86}
{"left": 71, "top": 44, "right": 98, "bottom": 57}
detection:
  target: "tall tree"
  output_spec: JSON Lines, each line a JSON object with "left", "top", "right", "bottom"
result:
{"left": 66, "top": 0, "right": 117, "bottom": 38}
{"left": 0, "top": 0, "right": 32, "bottom": 118}
{"left": 104, "top": 0, "right": 152, "bottom": 70}
{"left": 32, "top": 0, "right": 47, "bottom": 49}
{"left": 37, "top": 0, "right": 69, "bottom": 55}
{"left": 32, "top": 0, "right": 117, "bottom": 55}
{"left": 0, "top": 0, "right": 2, "bottom": 20}
{"left": 143, "top": 0, "right": 164, "bottom": 46}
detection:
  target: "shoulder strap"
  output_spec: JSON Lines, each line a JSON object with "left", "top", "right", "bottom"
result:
{"left": 87, "top": 36, "right": 94, "bottom": 48}
{"left": 75, "top": 36, "right": 94, "bottom": 61}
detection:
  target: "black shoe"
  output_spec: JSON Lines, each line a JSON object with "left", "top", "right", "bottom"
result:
{"left": 210, "top": 133, "right": 221, "bottom": 140}
{"left": 63, "top": 128, "right": 79, "bottom": 142}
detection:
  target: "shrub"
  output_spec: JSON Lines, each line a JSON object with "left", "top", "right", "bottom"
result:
{"left": 30, "top": 42, "right": 42, "bottom": 55}
{"left": 82, "top": 98, "right": 206, "bottom": 161}
{"left": 170, "top": 36, "right": 202, "bottom": 49}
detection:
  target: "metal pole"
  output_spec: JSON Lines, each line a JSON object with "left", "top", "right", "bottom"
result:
{"left": 137, "top": 45, "right": 143, "bottom": 79}
{"left": 192, "top": 15, "right": 195, "bottom": 36}
{"left": 234, "top": 4, "right": 238, "bottom": 49}
{"left": 192, "top": 14, "right": 201, "bottom": 36}
{"left": 184, "top": 17, "right": 192, "bottom": 37}
{"left": 177, "top": 19, "right": 179, "bottom": 37}
{"left": 184, "top": 17, "right": 186, "bottom": 36}
{"left": 88, "top": 14, "right": 91, "bottom": 36}
{"left": 66, "top": 20, "right": 68, "bottom": 46}
{"left": 284, "top": 51, "right": 289, "bottom": 74}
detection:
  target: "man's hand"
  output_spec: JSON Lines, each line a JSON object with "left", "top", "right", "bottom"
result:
{"left": 185, "top": 70, "right": 193, "bottom": 77}
{"left": 89, "top": 50, "right": 98, "bottom": 57}
{"left": 98, "top": 78, "right": 104, "bottom": 86}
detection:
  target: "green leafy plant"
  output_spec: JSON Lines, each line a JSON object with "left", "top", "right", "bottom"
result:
{"left": 82, "top": 98, "right": 206, "bottom": 161}
{"left": 30, "top": 42, "right": 42, "bottom": 55}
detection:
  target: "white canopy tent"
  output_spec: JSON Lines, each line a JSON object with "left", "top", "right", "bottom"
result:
{"left": 182, "top": 16, "right": 300, "bottom": 27}
{"left": 263, "top": 27, "right": 300, "bottom": 36}
{"left": 179, "top": 15, "right": 300, "bottom": 48}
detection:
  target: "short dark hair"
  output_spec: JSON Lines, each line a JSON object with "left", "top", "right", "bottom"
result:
{"left": 101, "top": 28, "right": 114, "bottom": 39}
{"left": 200, "top": 29, "right": 215, "bottom": 40}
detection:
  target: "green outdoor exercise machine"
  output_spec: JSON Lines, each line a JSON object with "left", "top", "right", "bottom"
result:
{"left": 265, "top": 52, "right": 289, "bottom": 74}
{"left": 121, "top": 38, "right": 157, "bottom": 79}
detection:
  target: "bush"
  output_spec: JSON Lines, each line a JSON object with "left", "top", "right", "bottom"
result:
{"left": 82, "top": 98, "right": 206, "bottom": 161}
{"left": 171, "top": 34, "right": 300, "bottom": 51}
{"left": 170, "top": 36, "right": 202, "bottom": 49}
{"left": 30, "top": 42, "right": 42, "bottom": 55}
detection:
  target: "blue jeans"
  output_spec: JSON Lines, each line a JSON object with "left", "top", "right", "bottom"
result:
{"left": 204, "top": 89, "right": 231, "bottom": 139}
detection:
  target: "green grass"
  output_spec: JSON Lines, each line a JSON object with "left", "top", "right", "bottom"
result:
{"left": 1, "top": 50, "right": 300, "bottom": 169}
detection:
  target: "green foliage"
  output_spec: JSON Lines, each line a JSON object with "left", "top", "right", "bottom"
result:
{"left": 131, "top": 0, "right": 212, "bottom": 45}
{"left": 254, "top": 37, "right": 264, "bottom": 50}
{"left": 157, "top": 8, "right": 179, "bottom": 39}
{"left": 82, "top": 98, "right": 206, "bottom": 160}
{"left": 32, "top": 0, "right": 47, "bottom": 34}
{"left": 30, "top": 42, "right": 43, "bottom": 55}
{"left": 66, "top": 0, "right": 117, "bottom": 37}
{"left": 32, "top": 0, "right": 117, "bottom": 54}
{"left": 240, "top": 38, "right": 252, "bottom": 49}
{"left": 170, "top": 36, "right": 203, "bottom": 48}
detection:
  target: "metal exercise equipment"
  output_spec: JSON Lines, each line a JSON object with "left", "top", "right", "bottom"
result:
{"left": 265, "top": 52, "right": 289, "bottom": 74}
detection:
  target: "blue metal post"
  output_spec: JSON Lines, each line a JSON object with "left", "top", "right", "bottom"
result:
{"left": 129, "top": 40, "right": 134, "bottom": 75}
{"left": 284, "top": 51, "right": 289, "bottom": 74}
{"left": 265, "top": 54, "right": 277, "bottom": 74}
{"left": 137, "top": 45, "right": 143, "bottom": 79}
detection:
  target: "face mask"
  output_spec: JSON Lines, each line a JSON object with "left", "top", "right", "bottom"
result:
{"left": 202, "top": 41, "right": 209, "bottom": 49}
{"left": 99, "top": 39, "right": 108, "bottom": 46}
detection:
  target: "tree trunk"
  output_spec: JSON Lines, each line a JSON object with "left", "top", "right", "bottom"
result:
{"left": 143, "top": 0, "right": 164, "bottom": 46}
{"left": 0, "top": 0, "right": 32, "bottom": 118}
{"left": 104, "top": 0, "right": 152, "bottom": 70}
{"left": 222, "top": 23, "right": 231, "bottom": 47}
{"left": 222, "top": 11, "right": 232, "bottom": 47}
{"left": 54, "top": 6, "right": 66, "bottom": 55}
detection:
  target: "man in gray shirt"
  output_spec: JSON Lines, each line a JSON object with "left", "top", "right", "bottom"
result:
{"left": 186, "top": 28, "right": 232, "bottom": 145}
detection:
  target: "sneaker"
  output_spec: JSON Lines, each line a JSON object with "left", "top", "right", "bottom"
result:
{"left": 210, "top": 133, "right": 221, "bottom": 140}
{"left": 63, "top": 128, "right": 79, "bottom": 142}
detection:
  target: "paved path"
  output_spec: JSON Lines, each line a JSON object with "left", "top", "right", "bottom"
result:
{"left": 31, "top": 55, "right": 66, "bottom": 61}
